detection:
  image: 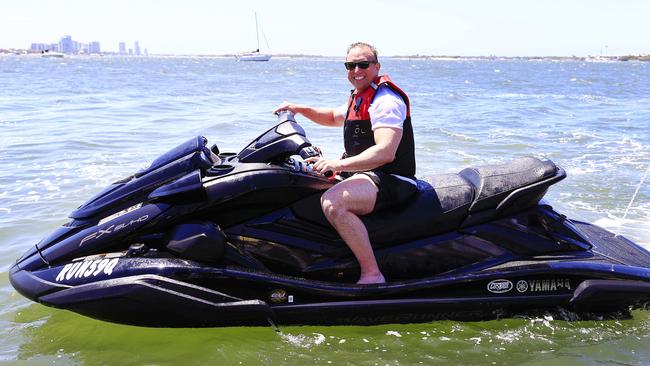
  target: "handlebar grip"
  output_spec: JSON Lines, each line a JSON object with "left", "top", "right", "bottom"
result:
{"left": 323, "top": 171, "right": 333, "bottom": 178}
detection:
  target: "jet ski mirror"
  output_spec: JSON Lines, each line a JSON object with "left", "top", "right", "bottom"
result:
{"left": 299, "top": 146, "right": 322, "bottom": 160}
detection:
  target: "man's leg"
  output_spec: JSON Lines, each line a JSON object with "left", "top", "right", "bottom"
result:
{"left": 320, "top": 174, "right": 385, "bottom": 284}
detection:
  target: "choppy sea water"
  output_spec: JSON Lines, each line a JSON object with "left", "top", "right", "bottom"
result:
{"left": 0, "top": 55, "right": 648, "bottom": 365}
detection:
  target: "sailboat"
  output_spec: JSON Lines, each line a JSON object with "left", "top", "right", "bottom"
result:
{"left": 237, "top": 12, "right": 272, "bottom": 61}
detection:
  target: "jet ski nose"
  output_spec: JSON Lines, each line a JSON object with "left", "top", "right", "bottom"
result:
{"left": 9, "top": 264, "right": 43, "bottom": 302}
{"left": 13, "top": 245, "right": 47, "bottom": 272}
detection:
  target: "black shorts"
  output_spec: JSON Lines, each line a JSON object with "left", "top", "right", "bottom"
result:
{"left": 358, "top": 171, "right": 418, "bottom": 212}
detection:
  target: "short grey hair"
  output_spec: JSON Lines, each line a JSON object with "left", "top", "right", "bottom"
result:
{"left": 347, "top": 42, "right": 378, "bottom": 61}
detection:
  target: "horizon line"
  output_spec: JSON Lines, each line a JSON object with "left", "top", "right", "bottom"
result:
{"left": 2, "top": 47, "right": 649, "bottom": 59}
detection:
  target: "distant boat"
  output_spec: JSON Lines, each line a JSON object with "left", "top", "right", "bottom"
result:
{"left": 237, "top": 12, "right": 271, "bottom": 62}
{"left": 41, "top": 50, "right": 64, "bottom": 58}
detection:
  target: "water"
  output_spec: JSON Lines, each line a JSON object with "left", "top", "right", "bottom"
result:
{"left": 1, "top": 55, "right": 649, "bottom": 365}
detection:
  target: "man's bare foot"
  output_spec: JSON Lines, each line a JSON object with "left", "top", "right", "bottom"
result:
{"left": 357, "top": 273, "right": 386, "bottom": 285}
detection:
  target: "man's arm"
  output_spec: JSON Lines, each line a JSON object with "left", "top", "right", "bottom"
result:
{"left": 274, "top": 102, "right": 345, "bottom": 127}
{"left": 308, "top": 127, "right": 402, "bottom": 174}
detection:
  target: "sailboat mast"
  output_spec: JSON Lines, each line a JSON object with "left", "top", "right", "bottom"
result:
{"left": 255, "top": 12, "right": 260, "bottom": 52}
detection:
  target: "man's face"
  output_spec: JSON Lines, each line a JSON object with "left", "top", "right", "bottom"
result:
{"left": 346, "top": 46, "right": 380, "bottom": 92}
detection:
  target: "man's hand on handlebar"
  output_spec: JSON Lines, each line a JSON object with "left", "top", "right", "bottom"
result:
{"left": 273, "top": 101, "right": 303, "bottom": 116}
{"left": 305, "top": 156, "right": 339, "bottom": 178}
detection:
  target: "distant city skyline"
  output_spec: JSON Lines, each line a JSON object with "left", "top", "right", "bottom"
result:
{"left": 2, "top": 0, "right": 650, "bottom": 57}
{"left": 28, "top": 35, "right": 147, "bottom": 55}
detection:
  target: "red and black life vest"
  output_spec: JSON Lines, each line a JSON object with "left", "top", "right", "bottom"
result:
{"left": 343, "top": 75, "right": 416, "bottom": 178}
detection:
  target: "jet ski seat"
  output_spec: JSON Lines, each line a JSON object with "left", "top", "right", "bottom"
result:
{"left": 361, "top": 156, "right": 565, "bottom": 246}
{"left": 459, "top": 156, "right": 560, "bottom": 213}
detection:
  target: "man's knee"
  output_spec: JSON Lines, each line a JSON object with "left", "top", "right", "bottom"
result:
{"left": 320, "top": 178, "right": 376, "bottom": 219}
{"left": 321, "top": 190, "right": 345, "bottom": 221}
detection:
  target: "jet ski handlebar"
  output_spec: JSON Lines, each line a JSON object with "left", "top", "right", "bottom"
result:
{"left": 275, "top": 110, "right": 296, "bottom": 123}
{"left": 271, "top": 110, "right": 334, "bottom": 178}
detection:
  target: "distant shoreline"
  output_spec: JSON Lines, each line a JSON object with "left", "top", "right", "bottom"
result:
{"left": 2, "top": 48, "right": 649, "bottom": 62}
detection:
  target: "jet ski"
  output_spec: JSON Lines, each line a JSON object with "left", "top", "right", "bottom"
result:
{"left": 9, "top": 112, "right": 650, "bottom": 327}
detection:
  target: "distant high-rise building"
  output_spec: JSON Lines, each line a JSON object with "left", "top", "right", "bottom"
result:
{"left": 144, "top": 48, "right": 148, "bottom": 56}
{"left": 30, "top": 43, "right": 48, "bottom": 52}
{"left": 59, "top": 35, "right": 74, "bottom": 54}
{"left": 134, "top": 41, "right": 141, "bottom": 56}
{"left": 89, "top": 42, "right": 101, "bottom": 54}
{"left": 128, "top": 48, "right": 133, "bottom": 55}
{"left": 119, "top": 42, "right": 126, "bottom": 55}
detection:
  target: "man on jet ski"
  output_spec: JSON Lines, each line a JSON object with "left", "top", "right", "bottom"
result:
{"left": 274, "top": 42, "right": 417, "bottom": 284}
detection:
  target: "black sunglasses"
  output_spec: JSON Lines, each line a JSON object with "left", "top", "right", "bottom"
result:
{"left": 344, "top": 61, "right": 377, "bottom": 70}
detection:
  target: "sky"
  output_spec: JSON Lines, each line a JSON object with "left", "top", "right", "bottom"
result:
{"left": 1, "top": 0, "right": 649, "bottom": 57}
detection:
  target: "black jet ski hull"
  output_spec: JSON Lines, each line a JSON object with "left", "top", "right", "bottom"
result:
{"left": 11, "top": 270, "right": 650, "bottom": 327}
{"left": 8, "top": 113, "right": 650, "bottom": 327}
{"left": 10, "top": 224, "right": 650, "bottom": 327}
